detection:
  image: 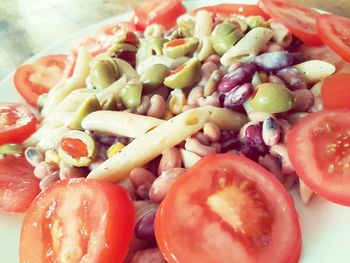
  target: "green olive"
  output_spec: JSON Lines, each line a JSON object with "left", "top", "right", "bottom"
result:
{"left": 69, "top": 94, "right": 101, "bottom": 130}
{"left": 58, "top": 130, "right": 98, "bottom": 167}
{"left": 140, "top": 64, "right": 170, "bottom": 93}
{"left": 120, "top": 83, "right": 143, "bottom": 109}
{"left": 246, "top": 16, "right": 269, "bottom": 29}
{"left": 107, "top": 43, "right": 137, "bottom": 58}
{"left": 0, "top": 144, "right": 23, "bottom": 155}
{"left": 249, "top": 83, "right": 295, "bottom": 113}
{"left": 147, "top": 37, "right": 168, "bottom": 56}
{"left": 164, "top": 58, "right": 201, "bottom": 89}
{"left": 211, "top": 23, "right": 243, "bottom": 55}
{"left": 223, "top": 16, "right": 248, "bottom": 33}
{"left": 163, "top": 37, "right": 199, "bottom": 59}
{"left": 90, "top": 59, "right": 119, "bottom": 89}
{"left": 113, "top": 30, "right": 139, "bottom": 46}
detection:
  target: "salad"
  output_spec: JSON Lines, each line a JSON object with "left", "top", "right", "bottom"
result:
{"left": 1, "top": 0, "right": 350, "bottom": 262}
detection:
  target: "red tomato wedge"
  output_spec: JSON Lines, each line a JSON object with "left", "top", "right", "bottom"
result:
{"left": 259, "top": 0, "right": 322, "bottom": 46}
{"left": 97, "top": 21, "right": 135, "bottom": 35}
{"left": 132, "top": 0, "right": 186, "bottom": 31}
{"left": 155, "top": 154, "right": 301, "bottom": 263}
{"left": 0, "top": 103, "right": 37, "bottom": 145}
{"left": 20, "top": 178, "right": 134, "bottom": 263}
{"left": 287, "top": 109, "right": 350, "bottom": 206}
{"left": 0, "top": 155, "right": 40, "bottom": 212}
{"left": 317, "top": 14, "right": 350, "bottom": 63}
{"left": 14, "top": 55, "right": 74, "bottom": 106}
{"left": 191, "top": 4, "right": 269, "bottom": 19}
{"left": 321, "top": 73, "right": 350, "bottom": 109}
{"left": 71, "top": 34, "right": 114, "bottom": 57}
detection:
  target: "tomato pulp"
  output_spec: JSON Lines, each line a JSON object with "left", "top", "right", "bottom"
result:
{"left": 155, "top": 154, "right": 301, "bottom": 263}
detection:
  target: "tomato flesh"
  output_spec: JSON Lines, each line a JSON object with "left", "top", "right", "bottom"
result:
{"left": 132, "top": 0, "right": 186, "bottom": 31}
{"left": 155, "top": 154, "right": 301, "bottom": 263}
{"left": 259, "top": 0, "right": 322, "bottom": 46}
{"left": 71, "top": 34, "right": 114, "bottom": 57}
{"left": 14, "top": 55, "right": 74, "bottom": 106}
{"left": 317, "top": 14, "right": 350, "bottom": 63}
{"left": 0, "top": 103, "right": 37, "bottom": 145}
{"left": 321, "top": 73, "right": 350, "bottom": 109}
{"left": 20, "top": 178, "right": 134, "bottom": 263}
{"left": 0, "top": 155, "right": 40, "bottom": 212}
{"left": 61, "top": 138, "right": 88, "bottom": 159}
{"left": 191, "top": 4, "right": 269, "bottom": 19}
{"left": 166, "top": 39, "right": 186, "bottom": 48}
{"left": 287, "top": 110, "right": 350, "bottom": 206}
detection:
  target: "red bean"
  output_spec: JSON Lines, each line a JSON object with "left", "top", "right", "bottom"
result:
{"left": 134, "top": 210, "right": 157, "bottom": 241}
{"left": 217, "top": 63, "right": 256, "bottom": 93}
{"left": 252, "top": 51, "right": 293, "bottom": 72}
{"left": 277, "top": 67, "right": 307, "bottom": 90}
{"left": 244, "top": 123, "right": 268, "bottom": 154}
{"left": 223, "top": 83, "right": 254, "bottom": 108}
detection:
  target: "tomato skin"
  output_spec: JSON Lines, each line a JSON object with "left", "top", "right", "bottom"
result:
{"left": 191, "top": 4, "right": 269, "bottom": 19}
{"left": 0, "top": 103, "right": 37, "bottom": 145}
{"left": 132, "top": 0, "right": 186, "bottom": 31}
{"left": 155, "top": 153, "right": 301, "bottom": 263}
{"left": 71, "top": 34, "right": 114, "bottom": 57}
{"left": 259, "top": 0, "right": 322, "bottom": 46}
{"left": 14, "top": 55, "right": 74, "bottom": 106}
{"left": 287, "top": 109, "right": 350, "bottom": 206}
{"left": 0, "top": 155, "right": 40, "bottom": 212}
{"left": 97, "top": 21, "right": 135, "bottom": 35}
{"left": 20, "top": 178, "right": 134, "bottom": 263}
{"left": 317, "top": 14, "right": 350, "bottom": 63}
{"left": 321, "top": 73, "right": 350, "bottom": 109}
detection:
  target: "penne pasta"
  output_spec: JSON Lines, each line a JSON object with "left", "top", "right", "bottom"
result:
{"left": 88, "top": 106, "right": 214, "bottom": 182}
{"left": 293, "top": 60, "right": 336, "bottom": 84}
{"left": 81, "top": 110, "right": 165, "bottom": 138}
{"left": 220, "top": 27, "right": 273, "bottom": 66}
{"left": 180, "top": 148, "right": 201, "bottom": 168}
{"left": 268, "top": 20, "right": 293, "bottom": 48}
{"left": 194, "top": 10, "right": 212, "bottom": 39}
{"left": 41, "top": 48, "right": 92, "bottom": 117}
{"left": 196, "top": 36, "right": 215, "bottom": 61}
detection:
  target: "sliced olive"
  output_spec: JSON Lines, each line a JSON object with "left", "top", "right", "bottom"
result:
{"left": 211, "top": 23, "right": 243, "bottom": 56}
{"left": 69, "top": 94, "right": 101, "bottom": 130}
{"left": 250, "top": 83, "right": 295, "bottom": 113}
{"left": 120, "top": 83, "right": 143, "bottom": 109}
{"left": 147, "top": 38, "right": 168, "bottom": 56}
{"left": 90, "top": 58, "right": 119, "bottom": 89}
{"left": 163, "top": 58, "right": 201, "bottom": 89}
{"left": 140, "top": 64, "right": 170, "bottom": 93}
{"left": 163, "top": 37, "right": 199, "bottom": 59}
{"left": 58, "top": 130, "right": 98, "bottom": 167}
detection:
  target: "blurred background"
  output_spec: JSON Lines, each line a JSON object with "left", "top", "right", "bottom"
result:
{"left": 0, "top": 0, "right": 349, "bottom": 80}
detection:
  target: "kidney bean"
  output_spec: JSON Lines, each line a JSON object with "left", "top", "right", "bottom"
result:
{"left": 244, "top": 123, "right": 268, "bottom": 154}
{"left": 134, "top": 210, "right": 157, "bottom": 241}
{"left": 258, "top": 154, "right": 284, "bottom": 183}
{"left": 268, "top": 75, "right": 286, "bottom": 87}
{"left": 149, "top": 168, "right": 186, "bottom": 202}
{"left": 217, "top": 63, "right": 256, "bottom": 93}
{"left": 238, "top": 143, "right": 262, "bottom": 162}
{"left": 158, "top": 147, "right": 182, "bottom": 175}
{"left": 130, "top": 248, "right": 167, "bottom": 263}
{"left": 252, "top": 51, "right": 293, "bottom": 72}
{"left": 286, "top": 36, "right": 303, "bottom": 52}
{"left": 277, "top": 67, "right": 307, "bottom": 90}
{"left": 223, "top": 83, "right": 254, "bottom": 108}
{"left": 292, "top": 89, "right": 314, "bottom": 112}
{"left": 130, "top": 168, "right": 157, "bottom": 200}
{"left": 218, "top": 130, "right": 241, "bottom": 152}
{"left": 262, "top": 116, "right": 280, "bottom": 146}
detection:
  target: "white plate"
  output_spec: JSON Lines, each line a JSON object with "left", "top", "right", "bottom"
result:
{"left": 1, "top": 1, "right": 350, "bottom": 262}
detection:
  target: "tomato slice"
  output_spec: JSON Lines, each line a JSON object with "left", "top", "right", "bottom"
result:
{"left": 14, "top": 55, "right": 74, "bottom": 106}
{"left": 259, "top": 0, "right": 322, "bottom": 46}
{"left": 321, "top": 73, "right": 350, "bottom": 109}
{"left": 97, "top": 21, "right": 135, "bottom": 35}
{"left": 0, "top": 103, "right": 37, "bottom": 145}
{"left": 287, "top": 109, "right": 350, "bottom": 206}
{"left": 71, "top": 34, "right": 114, "bottom": 57}
{"left": 191, "top": 4, "right": 269, "bottom": 19}
{"left": 132, "top": 0, "right": 186, "bottom": 31}
{"left": 0, "top": 155, "right": 40, "bottom": 212}
{"left": 317, "top": 14, "right": 350, "bottom": 63}
{"left": 20, "top": 178, "right": 134, "bottom": 263}
{"left": 155, "top": 154, "right": 301, "bottom": 263}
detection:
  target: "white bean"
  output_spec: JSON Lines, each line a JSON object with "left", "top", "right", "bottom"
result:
{"left": 147, "top": 95, "right": 165, "bottom": 119}
{"left": 185, "top": 138, "right": 216, "bottom": 157}
{"left": 203, "top": 122, "right": 221, "bottom": 142}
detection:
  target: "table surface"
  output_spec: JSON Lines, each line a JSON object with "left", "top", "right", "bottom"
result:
{"left": 0, "top": 0, "right": 349, "bottom": 81}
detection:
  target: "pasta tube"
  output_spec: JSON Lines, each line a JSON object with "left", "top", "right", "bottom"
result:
{"left": 293, "top": 60, "right": 336, "bottom": 84}
{"left": 220, "top": 27, "right": 273, "bottom": 66}
{"left": 81, "top": 111, "right": 165, "bottom": 138}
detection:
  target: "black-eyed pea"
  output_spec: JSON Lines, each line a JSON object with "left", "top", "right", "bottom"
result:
{"left": 24, "top": 147, "right": 44, "bottom": 167}
{"left": 167, "top": 89, "right": 186, "bottom": 115}
{"left": 34, "top": 161, "right": 59, "bottom": 180}
{"left": 185, "top": 138, "right": 216, "bottom": 157}
{"left": 203, "top": 122, "right": 221, "bottom": 142}
{"left": 262, "top": 116, "right": 280, "bottom": 146}
{"left": 192, "top": 132, "right": 210, "bottom": 146}
{"left": 135, "top": 96, "right": 151, "bottom": 115}
{"left": 39, "top": 172, "right": 60, "bottom": 190}
{"left": 158, "top": 147, "right": 182, "bottom": 176}
{"left": 210, "top": 142, "right": 221, "bottom": 153}
{"left": 187, "top": 86, "right": 204, "bottom": 106}
{"left": 270, "top": 143, "right": 294, "bottom": 174}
